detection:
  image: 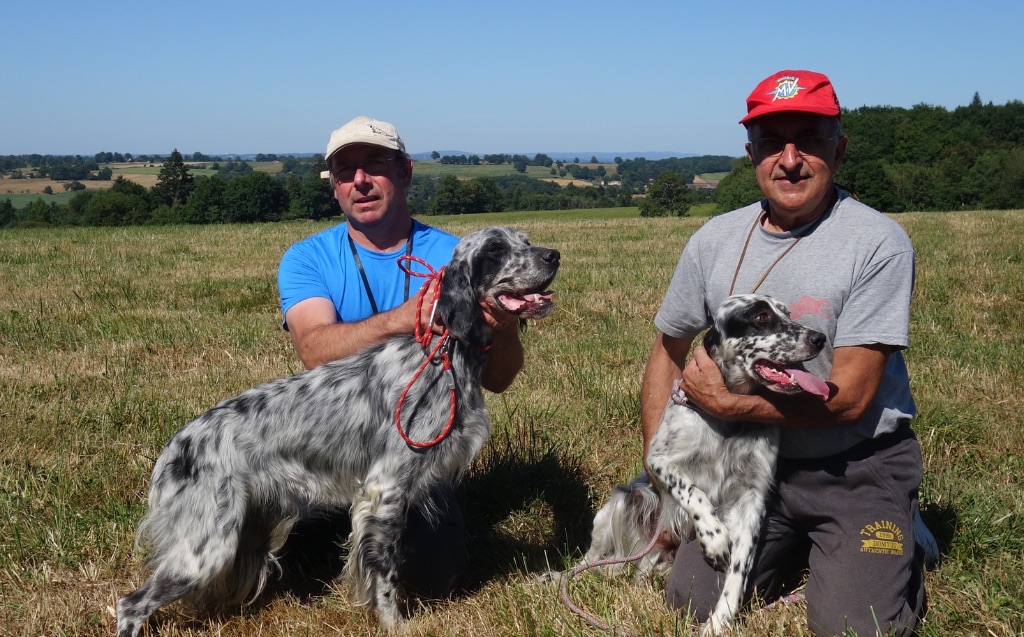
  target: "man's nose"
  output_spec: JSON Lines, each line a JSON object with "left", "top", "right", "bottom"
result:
{"left": 778, "top": 142, "right": 803, "bottom": 168}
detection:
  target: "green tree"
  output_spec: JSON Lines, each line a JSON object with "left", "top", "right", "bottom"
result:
{"left": 465, "top": 177, "right": 504, "bottom": 213}
{"left": 286, "top": 171, "right": 336, "bottom": 220}
{"left": 153, "top": 149, "right": 194, "bottom": 206}
{"left": 429, "top": 175, "right": 471, "bottom": 215}
{"left": 181, "top": 175, "right": 226, "bottom": 223}
{"left": 221, "top": 172, "right": 287, "bottom": 223}
{"left": 0, "top": 198, "right": 15, "bottom": 226}
{"left": 82, "top": 188, "right": 150, "bottom": 226}
{"left": 22, "top": 198, "right": 55, "bottom": 225}
{"left": 639, "top": 171, "right": 695, "bottom": 217}
{"left": 712, "top": 157, "right": 761, "bottom": 212}
{"left": 431, "top": 151, "right": 441, "bottom": 160}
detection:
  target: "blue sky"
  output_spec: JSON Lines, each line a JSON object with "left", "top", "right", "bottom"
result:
{"left": 3, "top": 1, "right": 1019, "bottom": 158}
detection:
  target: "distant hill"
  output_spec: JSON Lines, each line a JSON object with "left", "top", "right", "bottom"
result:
{"left": 408, "top": 151, "right": 697, "bottom": 162}
{"left": 140, "top": 151, "right": 700, "bottom": 162}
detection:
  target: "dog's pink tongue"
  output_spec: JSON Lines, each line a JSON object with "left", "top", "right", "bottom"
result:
{"left": 498, "top": 294, "right": 526, "bottom": 311}
{"left": 498, "top": 292, "right": 554, "bottom": 312}
{"left": 789, "top": 368, "right": 830, "bottom": 400}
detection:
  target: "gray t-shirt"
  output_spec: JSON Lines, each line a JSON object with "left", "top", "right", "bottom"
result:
{"left": 654, "top": 190, "right": 917, "bottom": 458}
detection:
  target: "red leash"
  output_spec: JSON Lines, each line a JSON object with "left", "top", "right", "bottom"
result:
{"left": 393, "top": 256, "right": 457, "bottom": 449}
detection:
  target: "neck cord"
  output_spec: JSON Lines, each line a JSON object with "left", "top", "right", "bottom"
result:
{"left": 728, "top": 195, "right": 834, "bottom": 295}
{"left": 728, "top": 210, "right": 803, "bottom": 295}
{"left": 347, "top": 223, "right": 414, "bottom": 315}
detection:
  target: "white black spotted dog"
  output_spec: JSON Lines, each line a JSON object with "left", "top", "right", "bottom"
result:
{"left": 116, "top": 227, "right": 559, "bottom": 637}
{"left": 581, "top": 294, "right": 829, "bottom": 636}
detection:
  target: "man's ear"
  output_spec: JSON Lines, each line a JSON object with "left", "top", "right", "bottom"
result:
{"left": 397, "top": 157, "right": 413, "bottom": 187}
{"left": 832, "top": 135, "right": 849, "bottom": 170}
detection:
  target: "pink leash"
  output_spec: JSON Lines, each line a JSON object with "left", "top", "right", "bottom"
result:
{"left": 560, "top": 529, "right": 663, "bottom": 637}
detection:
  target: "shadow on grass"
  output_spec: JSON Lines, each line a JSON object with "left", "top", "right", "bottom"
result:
{"left": 459, "top": 422, "right": 594, "bottom": 590}
{"left": 259, "top": 421, "right": 595, "bottom": 605}
{"left": 920, "top": 500, "right": 957, "bottom": 567}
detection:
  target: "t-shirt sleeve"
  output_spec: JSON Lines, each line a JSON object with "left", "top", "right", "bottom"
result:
{"left": 278, "top": 241, "right": 330, "bottom": 321}
{"left": 654, "top": 235, "right": 711, "bottom": 338}
{"left": 834, "top": 244, "right": 915, "bottom": 349}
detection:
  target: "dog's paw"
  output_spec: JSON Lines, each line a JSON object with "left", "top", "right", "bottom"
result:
{"left": 699, "top": 528, "right": 732, "bottom": 572}
{"left": 534, "top": 570, "right": 566, "bottom": 586}
{"left": 699, "top": 613, "right": 734, "bottom": 637}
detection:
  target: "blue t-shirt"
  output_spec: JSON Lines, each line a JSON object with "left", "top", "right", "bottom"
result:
{"left": 278, "top": 219, "right": 460, "bottom": 329}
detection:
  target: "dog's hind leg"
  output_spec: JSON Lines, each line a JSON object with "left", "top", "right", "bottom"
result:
{"left": 647, "top": 459, "right": 731, "bottom": 571}
{"left": 116, "top": 567, "right": 197, "bottom": 637}
{"left": 344, "top": 475, "right": 410, "bottom": 628}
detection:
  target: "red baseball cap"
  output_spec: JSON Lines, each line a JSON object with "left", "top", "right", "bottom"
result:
{"left": 739, "top": 70, "right": 841, "bottom": 125}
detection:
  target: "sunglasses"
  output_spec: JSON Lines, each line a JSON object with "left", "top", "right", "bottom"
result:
{"left": 331, "top": 155, "right": 401, "bottom": 182}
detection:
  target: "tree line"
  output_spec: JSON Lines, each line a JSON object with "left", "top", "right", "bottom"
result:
{"left": 711, "top": 93, "right": 1024, "bottom": 213}
{"left": 3, "top": 93, "right": 1022, "bottom": 228}
{"left": 0, "top": 150, "right": 650, "bottom": 228}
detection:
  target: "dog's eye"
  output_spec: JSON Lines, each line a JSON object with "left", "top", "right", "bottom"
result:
{"left": 753, "top": 311, "right": 772, "bottom": 324}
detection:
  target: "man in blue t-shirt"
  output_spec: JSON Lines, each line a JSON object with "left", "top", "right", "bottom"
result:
{"left": 277, "top": 116, "right": 523, "bottom": 598}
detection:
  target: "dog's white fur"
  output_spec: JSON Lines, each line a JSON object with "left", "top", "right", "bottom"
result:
{"left": 115, "top": 227, "right": 559, "bottom": 637}
{"left": 582, "top": 294, "right": 827, "bottom": 636}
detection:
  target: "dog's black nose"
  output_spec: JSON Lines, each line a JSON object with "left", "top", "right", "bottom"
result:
{"left": 810, "top": 331, "right": 826, "bottom": 348}
{"left": 541, "top": 249, "right": 560, "bottom": 264}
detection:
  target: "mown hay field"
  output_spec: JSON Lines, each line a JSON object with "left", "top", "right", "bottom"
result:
{"left": 0, "top": 209, "right": 1021, "bottom": 636}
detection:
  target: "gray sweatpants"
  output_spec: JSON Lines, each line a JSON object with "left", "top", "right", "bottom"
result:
{"left": 665, "top": 424, "right": 926, "bottom": 636}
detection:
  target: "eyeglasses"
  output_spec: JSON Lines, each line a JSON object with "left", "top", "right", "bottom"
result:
{"left": 330, "top": 155, "right": 400, "bottom": 182}
{"left": 749, "top": 133, "right": 841, "bottom": 159}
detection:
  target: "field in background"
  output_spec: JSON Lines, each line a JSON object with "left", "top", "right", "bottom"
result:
{"left": 0, "top": 161, "right": 284, "bottom": 208}
{"left": 411, "top": 160, "right": 619, "bottom": 188}
{"left": 0, "top": 210, "right": 1021, "bottom": 636}
{"left": 1, "top": 159, "right": 676, "bottom": 209}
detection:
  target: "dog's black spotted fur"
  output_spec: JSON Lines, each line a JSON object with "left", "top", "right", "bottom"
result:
{"left": 577, "top": 294, "right": 826, "bottom": 636}
{"left": 116, "top": 227, "right": 559, "bottom": 637}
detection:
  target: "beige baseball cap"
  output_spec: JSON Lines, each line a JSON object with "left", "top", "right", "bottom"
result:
{"left": 325, "top": 116, "right": 405, "bottom": 160}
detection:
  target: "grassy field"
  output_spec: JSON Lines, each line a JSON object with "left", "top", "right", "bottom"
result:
{"left": 410, "top": 161, "right": 616, "bottom": 188}
{"left": 0, "top": 161, "right": 283, "bottom": 208}
{"left": 0, "top": 209, "right": 1021, "bottom": 636}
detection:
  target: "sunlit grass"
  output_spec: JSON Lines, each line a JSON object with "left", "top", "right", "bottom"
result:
{"left": 0, "top": 210, "right": 1021, "bottom": 636}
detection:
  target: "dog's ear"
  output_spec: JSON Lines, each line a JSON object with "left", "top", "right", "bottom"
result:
{"left": 437, "top": 261, "right": 477, "bottom": 341}
{"left": 702, "top": 326, "right": 721, "bottom": 358}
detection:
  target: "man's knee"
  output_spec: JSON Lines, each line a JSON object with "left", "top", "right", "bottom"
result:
{"left": 664, "top": 540, "right": 724, "bottom": 623}
{"left": 805, "top": 590, "right": 923, "bottom": 637}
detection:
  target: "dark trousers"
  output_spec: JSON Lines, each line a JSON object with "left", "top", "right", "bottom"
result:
{"left": 665, "top": 425, "right": 926, "bottom": 636}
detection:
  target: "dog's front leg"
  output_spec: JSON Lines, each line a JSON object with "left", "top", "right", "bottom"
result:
{"left": 647, "top": 458, "right": 731, "bottom": 571}
{"left": 703, "top": 488, "right": 769, "bottom": 636}
{"left": 345, "top": 478, "right": 409, "bottom": 629}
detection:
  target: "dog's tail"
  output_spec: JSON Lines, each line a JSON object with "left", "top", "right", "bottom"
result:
{"left": 583, "top": 474, "right": 678, "bottom": 577}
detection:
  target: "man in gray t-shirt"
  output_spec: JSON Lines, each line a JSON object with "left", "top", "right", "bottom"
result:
{"left": 645, "top": 70, "right": 927, "bottom": 636}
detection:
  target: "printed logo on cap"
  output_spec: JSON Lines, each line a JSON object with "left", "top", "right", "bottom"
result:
{"left": 768, "top": 75, "right": 806, "bottom": 102}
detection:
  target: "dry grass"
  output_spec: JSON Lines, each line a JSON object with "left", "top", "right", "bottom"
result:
{"left": 0, "top": 174, "right": 158, "bottom": 195}
{"left": 1, "top": 210, "right": 1022, "bottom": 636}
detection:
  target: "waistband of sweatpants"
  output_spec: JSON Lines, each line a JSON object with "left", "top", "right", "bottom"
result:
{"left": 780, "top": 419, "right": 916, "bottom": 468}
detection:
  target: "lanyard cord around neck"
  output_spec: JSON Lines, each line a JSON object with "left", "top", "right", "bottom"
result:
{"left": 347, "top": 224, "right": 414, "bottom": 315}
{"left": 728, "top": 210, "right": 803, "bottom": 296}
{"left": 728, "top": 197, "right": 836, "bottom": 295}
